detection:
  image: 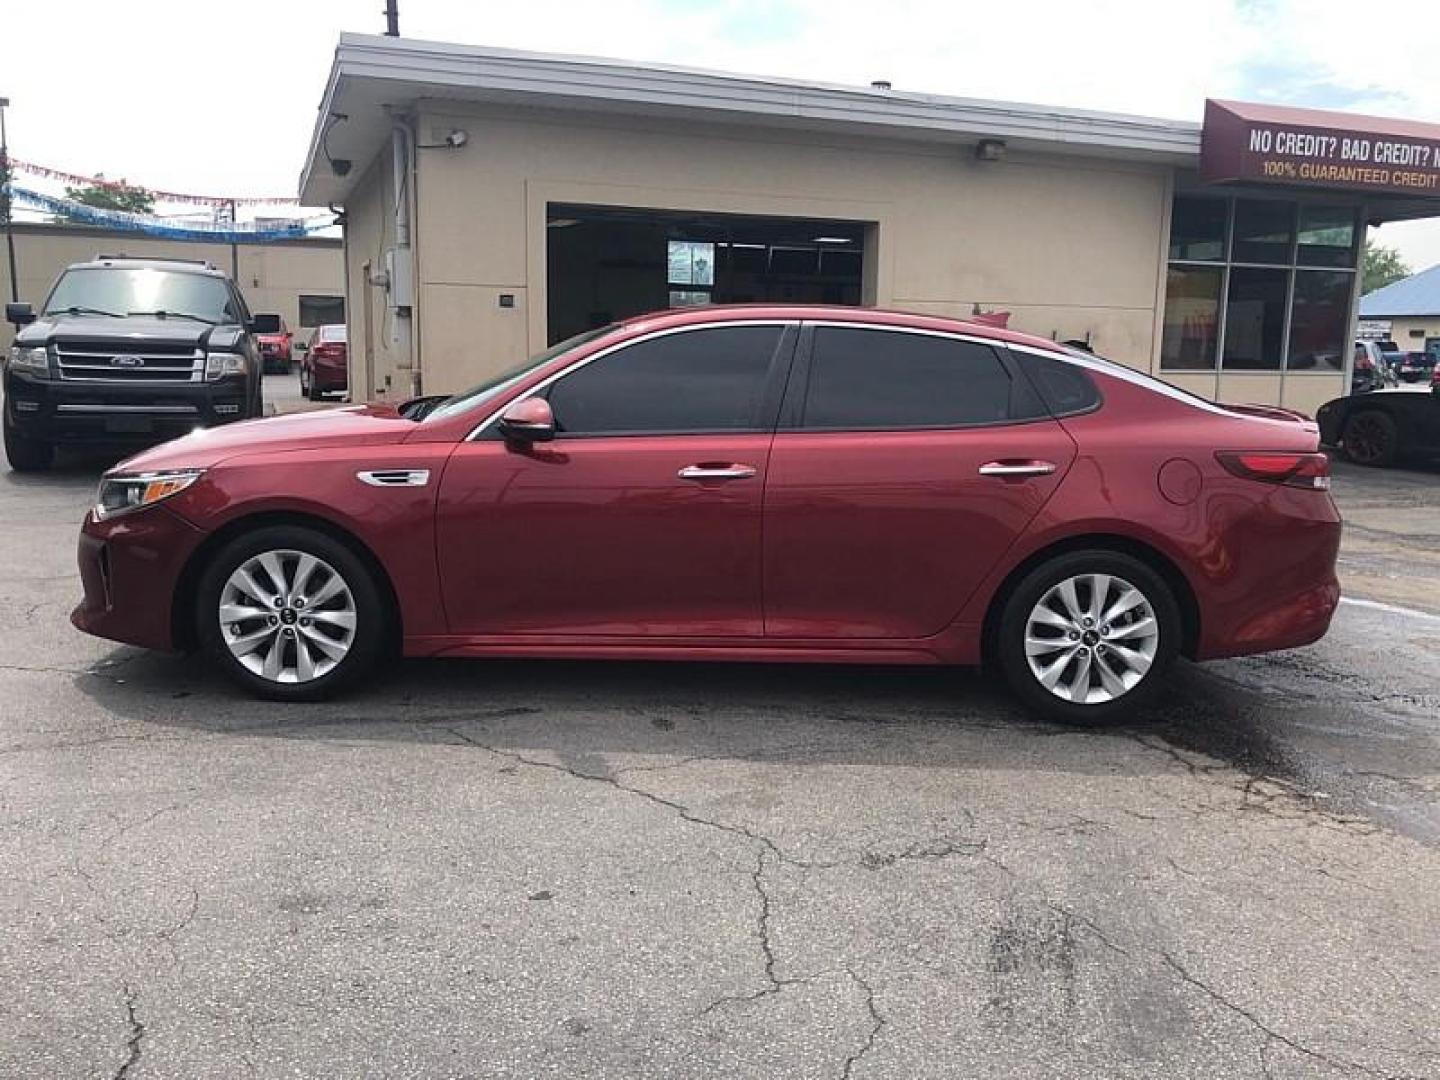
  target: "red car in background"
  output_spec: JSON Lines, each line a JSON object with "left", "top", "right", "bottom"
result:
{"left": 256, "top": 318, "right": 294, "bottom": 374}
{"left": 71, "top": 305, "right": 1341, "bottom": 722}
{"left": 299, "top": 324, "right": 348, "bottom": 400}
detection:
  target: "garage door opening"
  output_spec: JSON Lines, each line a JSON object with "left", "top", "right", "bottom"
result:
{"left": 546, "top": 204, "right": 871, "bottom": 344}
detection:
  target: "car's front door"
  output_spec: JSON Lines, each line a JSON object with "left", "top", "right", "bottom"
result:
{"left": 435, "top": 323, "right": 795, "bottom": 637}
{"left": 763, "top": 324, "right": 1077, "bottom": 639}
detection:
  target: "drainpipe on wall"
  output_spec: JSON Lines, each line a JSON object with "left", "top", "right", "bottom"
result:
{"left": 386, "top": 116, "right": 418, "bottom": 396}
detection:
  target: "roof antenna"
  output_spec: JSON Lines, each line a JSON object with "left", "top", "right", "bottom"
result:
{"left": 383, "top": 0, "right": 399, "bottom": 36}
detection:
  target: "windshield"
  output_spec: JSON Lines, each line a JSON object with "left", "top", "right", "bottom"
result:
{"left": 44, "top": 267, "right": 239, "bottom": 323}
{"left": 421, "top": 325, "right": 619, "bottom": 424}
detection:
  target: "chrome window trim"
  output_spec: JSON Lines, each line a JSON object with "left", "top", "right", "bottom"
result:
{"left": 1003, "top": 340, "right": 1297, "bottom": 423}
{"left": 463, "top": 319, "right": 796, "bottom": 442}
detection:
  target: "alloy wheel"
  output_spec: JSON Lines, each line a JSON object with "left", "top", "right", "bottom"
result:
{"left": 1345, "top": 414, "right": 1390, "bottom": 465}
{"left": 218, "top": 549, "right": 357, "bottom": 683}
{"left": 1023, "top": 573, "right": 1159, "bottom": 704}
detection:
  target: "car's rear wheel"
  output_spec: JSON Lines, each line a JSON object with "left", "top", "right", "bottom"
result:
{"left": 1342, "top": 410, "right": 1399, "bottom": 467}
{"left": 197, "top": 526, "right": 386, "bottom": 700}
{"left": 997, "top": 550, "right": 1180, "bottom": 724}
{"left": 3, "top": 415, "right": 53, "bottom": 472}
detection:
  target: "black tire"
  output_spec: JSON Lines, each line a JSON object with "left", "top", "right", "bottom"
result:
{"left": 3, "top": 415, "right": 53, "bottom": 472}
{"left": 196, "top": 525, "right": 388, "bottom": 701}
{"left": 1342, "top": 410, "right": 1400, "bottom": 467}
{"left": 996, "top": 550, "right": 1181, "bottom": 724}
{"left": 307, "top": 377, "right": 323, "bottom": 402}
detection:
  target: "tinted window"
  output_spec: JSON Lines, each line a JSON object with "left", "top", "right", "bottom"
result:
{"left": 1224, "top": 267, "right": 1288, "bottom": 370}
{"left": 546, "top": 326, "right": 783, "bottom": 435}
{"left": 1233, "top": 199, "right": 1294, "bottom": 265}
{"left": 1169, "top": 197, "right": 1227, "bottom": 262}
{"left": 800, "top": 328, "right": 1018, "bottom": 429}
{"left": 1016, "top": 353, "right": 1103, "bottom": 415}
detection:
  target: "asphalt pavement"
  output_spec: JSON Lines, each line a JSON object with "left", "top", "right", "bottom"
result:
{"left": 2, "top": 375, "right": 1438, "bottom": 1078}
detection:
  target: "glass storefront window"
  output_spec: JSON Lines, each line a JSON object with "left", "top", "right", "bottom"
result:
{"left": 1297, "top": 206, "right": 1357, "bottom": 268}
{"left": 1224, "top": 268, "right": 1289, "bottom": 370}
{"left": 1287, "top": 270, "right": 1352, "bottom": 371}
{"left": 1232, "top": 199, "right": 1295, "bottom": 265}
{"left": 1161, "top": 195, "right": 1359, "bottom": 377}
{"left": 1160, "top": 266, "right": 1222, "bottom": 370}
{"left": 1169, "top": 197, "right": 1227, "bottom": 261}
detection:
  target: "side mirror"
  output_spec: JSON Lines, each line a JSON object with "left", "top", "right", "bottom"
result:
{"left": 250, "top": 313, "right": 282, "bottom": 334}
{"left": 497, "top": 397, "right": 556, "bottom": 442}
{"left": 6, "top": 302, "right": 35, "bottom": 326}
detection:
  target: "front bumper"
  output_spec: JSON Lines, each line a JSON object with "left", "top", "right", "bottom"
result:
{"left": 71, "top": 504, "right": 208, "bottom": 651}
{"left": 4, "top": 370, "right": 250, "bottom": 445}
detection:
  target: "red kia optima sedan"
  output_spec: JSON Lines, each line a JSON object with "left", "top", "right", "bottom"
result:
{"left": 71, "top": 306, "right": 1341, "bottom": 721}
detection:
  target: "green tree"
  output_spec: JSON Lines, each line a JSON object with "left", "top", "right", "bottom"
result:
{"left": 1362, "top": 242, "right": 1411, "bottom": 294}
{"left": 60, "top": 176, "right": 155, "bottom": 218}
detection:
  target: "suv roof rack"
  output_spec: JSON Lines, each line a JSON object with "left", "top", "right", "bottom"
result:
{"left": 92, "top": 253, "right": 218, "bottom": 270}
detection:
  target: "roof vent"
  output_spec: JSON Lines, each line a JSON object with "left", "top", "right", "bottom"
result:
{"left": 871, "top": 80, "right": 892, "bottom": 90}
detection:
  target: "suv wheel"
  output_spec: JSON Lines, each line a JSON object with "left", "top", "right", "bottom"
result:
{"left": 997, "top": 550, "right": 1180, "bottom": 724}
{"left": 3, "top": 414, "right": 53, "bottom": 472}
{"left": 197, "top": 526, "right": 387, "bottom": 701}
{"left": 1342, "top": 410, "right": 1399, "bottom": 467}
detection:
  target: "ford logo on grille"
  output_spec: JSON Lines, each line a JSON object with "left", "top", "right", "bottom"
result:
{"left": 111, "top": 355, "right": 145, "bottom": 368}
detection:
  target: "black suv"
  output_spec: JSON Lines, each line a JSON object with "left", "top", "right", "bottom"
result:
{"left": 3, "top": 255, "right": 279, "bottom": 471}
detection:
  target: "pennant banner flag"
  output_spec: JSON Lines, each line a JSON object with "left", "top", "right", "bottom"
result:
{"left": 9, "top": 186, "right": 334, "bottom": 243}
{"left": 9, "top": 158, "right": 302, "bottom": 207}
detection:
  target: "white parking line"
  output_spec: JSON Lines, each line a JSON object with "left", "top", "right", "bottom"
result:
{"left": 1339, "top": 596, "right": 1440, "bottom": 623}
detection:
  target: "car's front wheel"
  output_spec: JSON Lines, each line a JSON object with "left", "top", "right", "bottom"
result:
{"left": 997, "top": 550, "right": 1180, "bottom": 723}
{"left": 196, "top": 526, "right": 387, "bottom": 700}
{"left": 3, "top": 414, "right": 53, "bottom": 472}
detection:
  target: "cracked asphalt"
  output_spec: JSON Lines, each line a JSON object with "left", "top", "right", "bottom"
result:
{"left": 2, "top": 378, "right": 1440, "bottom": 1078}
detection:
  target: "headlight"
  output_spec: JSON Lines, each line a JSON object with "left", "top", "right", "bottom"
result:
{"left": 8, "top": 345, "right": 50, "bottom": 376}
{"left": 205, "top": 352, "right": 246, "bottom": 381}
{"left": 95, "top": 469, "right": 204, "bottom": 520}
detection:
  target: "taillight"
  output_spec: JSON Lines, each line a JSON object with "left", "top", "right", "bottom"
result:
{"left": 1216, "top": 451, "right": 1331, "bottom": 491}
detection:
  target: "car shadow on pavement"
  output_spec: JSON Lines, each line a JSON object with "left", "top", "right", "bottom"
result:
{"left": 70, "top": 645, "right": 1300, "bottom": 785}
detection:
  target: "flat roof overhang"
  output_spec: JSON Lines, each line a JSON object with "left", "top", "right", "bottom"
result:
{"left": 299, "top": 33, "right": 1203, "bottom": 205}
{"left": 298, "top": 35, "right": 1440, "bottom": 227}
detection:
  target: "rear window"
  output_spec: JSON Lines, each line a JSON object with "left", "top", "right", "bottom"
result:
{"left": 320, "top": 325, "right": 347, "bottom": 342}
{"left": 798, "top": 327, "right": 1041, "bottom": 430}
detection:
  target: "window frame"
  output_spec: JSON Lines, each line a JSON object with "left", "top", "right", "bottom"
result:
{"left": 778, "top": 321, "right": 1056, "bottom": 434}
{"left": 1163, "top": 194, "right": 1360, "bottom": 380}
{"left": 474, "top": 321, "right": 800, "bottom": 441}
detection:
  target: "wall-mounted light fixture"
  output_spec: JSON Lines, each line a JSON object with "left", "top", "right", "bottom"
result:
{"left": 418, "top": 129, "right": 469, "bottom": 150}
{"left": 975, "top": 138, "right": 1007, "bottom": 162}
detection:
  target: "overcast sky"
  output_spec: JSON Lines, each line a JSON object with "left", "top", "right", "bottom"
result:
{"left": 3, "top": 0, "right": 1440, "bottom": 270}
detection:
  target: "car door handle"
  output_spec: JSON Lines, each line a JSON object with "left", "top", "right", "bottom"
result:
{"left": 677, "top": 464, "right": 758, "bottom": 481}
{"left": 978, "top": 460, "right": 1058, "bottom": 477}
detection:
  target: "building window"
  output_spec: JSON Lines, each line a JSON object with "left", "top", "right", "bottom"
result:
{"left": 1160, "top": 265, "right": 1223, "bottom": 370}
{"left": 299, "top": 294, "right": 345, "bottom": 328}
{"left": 1161, "top": 196, "right": 1358, "bottom": 373}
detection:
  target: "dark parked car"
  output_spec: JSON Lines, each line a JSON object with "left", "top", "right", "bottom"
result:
{"left": 1397, "top": 351, "right": 1437, "bottom": 383}
{"left": 298, "top": 323, "right": 348, "bottom": 400}
{"left": 1318, "top": 384, "right": 1440, "bottom": 467}
{"left": 72, "top": 305, "right": 1340, "bottom": 722}
{"left": 4, "top": 256, "right": 277, "bottom": 471}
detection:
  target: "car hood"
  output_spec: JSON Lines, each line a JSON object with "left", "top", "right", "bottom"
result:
{"left": 113, "top": 405, "right": 418, "bottom": 472}
{"left": 17, "top": 314, "right": 234, "bottom": 349}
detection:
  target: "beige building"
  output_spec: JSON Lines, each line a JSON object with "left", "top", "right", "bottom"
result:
{"left": 1359, "top": 262, "right": 1440, "bottom": 357}
{"left": 1, "top": 222, "right": 343, "bottom": 341}
{"left": 300, "top": 34, "right": 1440, "bottom": 416}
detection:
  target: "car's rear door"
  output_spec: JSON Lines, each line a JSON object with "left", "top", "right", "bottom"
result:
{"left": 762, "top": 324, "right": 1076, "bottom": 639}
{"left": 435, "top": 322, "right": 796, "bottom": 637}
